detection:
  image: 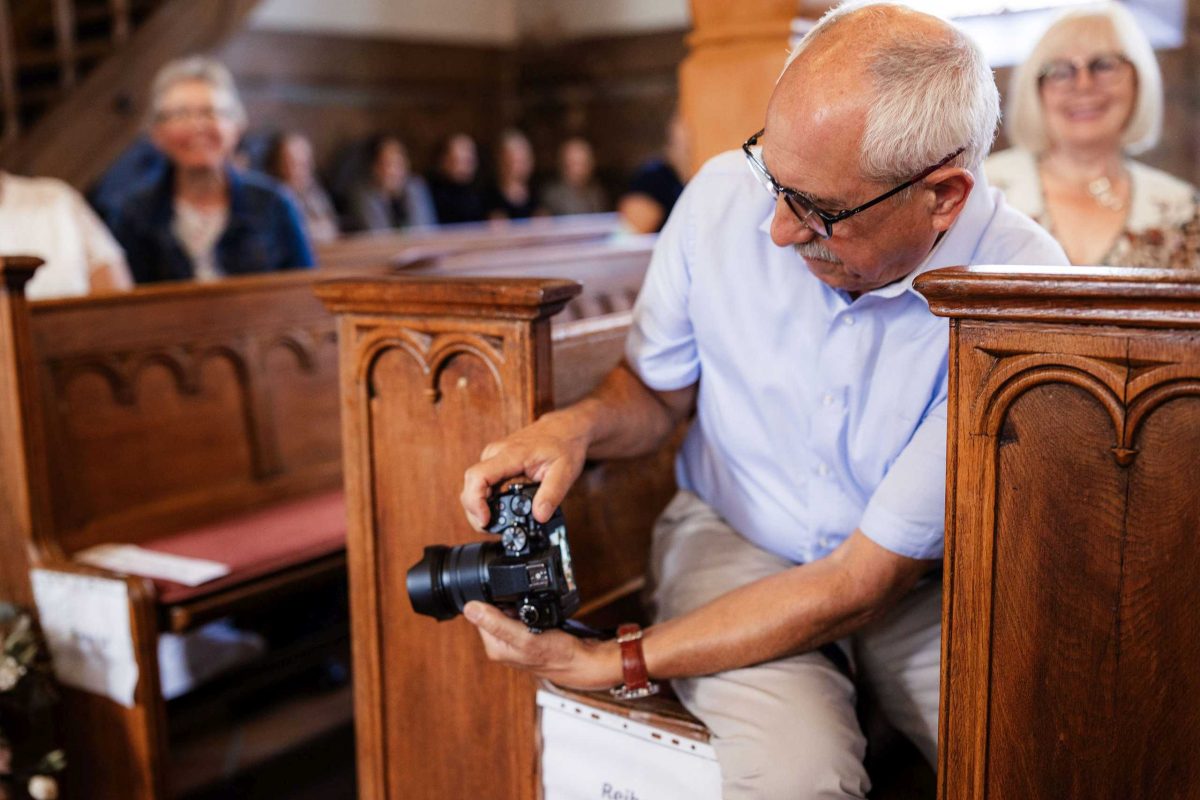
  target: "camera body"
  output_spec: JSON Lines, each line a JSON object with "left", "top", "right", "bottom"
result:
{"left": 406, "top": 484, "right": 580, "bottom": 632}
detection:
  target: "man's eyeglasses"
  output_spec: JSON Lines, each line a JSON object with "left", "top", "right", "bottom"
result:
{"left": 742, "top": 129, "right": 965, "bottom": 239}
{"left": 1038, "top": 53, "right": 1131, "bottom": 91}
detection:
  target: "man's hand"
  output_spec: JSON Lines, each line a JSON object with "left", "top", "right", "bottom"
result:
{"left": 460, "top": 365, "right": 695, "bottom": 530}
{"left": 463, "top": 601, "right": 621, "bottom": 691}
{"left": 460, "top": 409, "right": 591, "bottom": 528}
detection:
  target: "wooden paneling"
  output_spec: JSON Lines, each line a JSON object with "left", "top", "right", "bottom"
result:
{"left": 915, "top": 265, "right": 1200, "bottom": 800}
{"left": 219, "top": 28, "right": 516, "bottom": 175}
{"left": 219, "top": 26, "right": 685, "bottom": 198}
{"left": 515, "top": 29, "right": 686, "bottom": 197}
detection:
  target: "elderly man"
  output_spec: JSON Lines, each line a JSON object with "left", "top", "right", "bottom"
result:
{"left": 460, "top": 3, "right": 1067, "bottom": 797}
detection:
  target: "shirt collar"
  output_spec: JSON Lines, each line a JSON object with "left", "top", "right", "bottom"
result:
{"left": 756, "top": 169, "right": 998, "bottom": 301}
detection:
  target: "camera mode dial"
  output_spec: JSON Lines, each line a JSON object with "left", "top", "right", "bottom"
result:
{"left": 502, "top": 526, "right": 528, "bottom": 552}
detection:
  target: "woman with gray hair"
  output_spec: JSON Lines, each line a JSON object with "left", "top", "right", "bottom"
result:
{"left": 986, "top": 3, "right": 1200, "bottom": 268}
{"left": 112, "top": 56, "right": 314, "bottom": 283}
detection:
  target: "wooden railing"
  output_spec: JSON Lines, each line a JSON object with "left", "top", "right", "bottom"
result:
{"left": 0, "top": 0, "right": 261, "bottom": 188}
{"left": 0, "top": 0, "right": 17, "bottom": 145}
{"left": 0, "top": 0, "right": 149, "bottom": 145}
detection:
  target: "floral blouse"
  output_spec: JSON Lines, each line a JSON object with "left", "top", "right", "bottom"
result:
{"left": 984, "top": 147, "right": 1200, "bottom": 269}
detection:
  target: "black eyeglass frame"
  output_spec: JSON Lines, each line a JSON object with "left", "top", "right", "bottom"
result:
{"left": 742, "top": 129, "right": 966, "bottom": 239}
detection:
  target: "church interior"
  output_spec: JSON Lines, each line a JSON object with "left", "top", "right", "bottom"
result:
{"left": 1, "top": 0, "right": 1198, "bottom": 798}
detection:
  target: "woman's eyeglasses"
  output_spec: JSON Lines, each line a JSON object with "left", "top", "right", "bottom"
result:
{"left": 1038, "top": 53, "right": 1132, "bottom": 90}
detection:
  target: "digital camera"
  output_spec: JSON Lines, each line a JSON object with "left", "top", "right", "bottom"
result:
{"left": 406, "top": 484, "right": 580, "bottom": 632}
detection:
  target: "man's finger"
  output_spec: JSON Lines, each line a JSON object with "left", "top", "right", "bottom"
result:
{"left": 531, "top": 458, "right": 578, "bottom": 523}
{"left": 465, "top": 602, "right": 554, "bottom": 666}
{"left": 461, "top": 449, "right": 531, "bottom": 528}
{"left": 464, "top": 601, "right": 530, "bottom": 651}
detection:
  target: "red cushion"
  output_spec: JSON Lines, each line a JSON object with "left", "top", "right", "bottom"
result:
{"left": 144, "top": 490, "right": 346, "bottom": 605}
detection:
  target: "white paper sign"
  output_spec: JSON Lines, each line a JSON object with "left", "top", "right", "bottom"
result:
{"left": 74, "top": 544, "right": 230, "bottom": 587}
{"left": 30, "top": 569, "right": 139, "bottom": 708}
{"left": 538, "top": 689, "right": 723, "bottom": 800}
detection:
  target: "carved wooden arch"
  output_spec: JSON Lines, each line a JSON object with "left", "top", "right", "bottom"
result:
{"left": 975, "top": 361, "right": 1129, "bottom": 466}
{"left": 50, "top": 346, "right": 206, "bottom": 407}
{"left": 1124, "top": 379, "right": 1200, "bottom": 453}
{"left": 354, "top": 326, "right": 505, "bottom": 405}
{"left": 260, "top": 326, "right": 336, "bottom": 373}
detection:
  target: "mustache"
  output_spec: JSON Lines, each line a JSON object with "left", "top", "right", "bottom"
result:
{"left": 793, "top": 241, "right": 842, "bottom": 264}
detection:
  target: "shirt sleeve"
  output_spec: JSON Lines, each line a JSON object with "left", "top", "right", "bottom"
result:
{"left": 624, "top": 181, "right": 699, "bottom": 391}
{"left": 857, "top": 392, "right": 948, "bottom": 560}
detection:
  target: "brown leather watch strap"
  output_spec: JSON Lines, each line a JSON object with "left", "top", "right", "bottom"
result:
{"left": 610, "top": 623, "right": 659, "bottom": 700}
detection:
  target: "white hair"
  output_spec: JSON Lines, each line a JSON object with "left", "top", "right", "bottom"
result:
{"left": 149, "top": 55, "right": 247, "bottom": 127}
{"left": 1005, "top": 3, "right": 1161, "bottom": 155}
{"left": 783, "top": 1, "right": 999, "bottom": 185}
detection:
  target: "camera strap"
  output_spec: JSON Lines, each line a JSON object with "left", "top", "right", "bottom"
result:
{"left": 559, "top": 619, "right": 610, "bottom": 639}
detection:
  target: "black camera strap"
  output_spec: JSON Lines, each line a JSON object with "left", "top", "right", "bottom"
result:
{"left": 559, "top": 619, "right": 611, "bottom": 639}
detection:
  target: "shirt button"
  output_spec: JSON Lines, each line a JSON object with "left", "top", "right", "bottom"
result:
{"left": 822, "top": 393, "right": 835, "bottom": 407}
{"left": 818, "top": 536, "right": 831, "bottom": 549}
{"left": 843, "top": 315, "right": 855, "bottom": 326}
{"left": 816, "top": 462, "right": 830, "bottom": 477}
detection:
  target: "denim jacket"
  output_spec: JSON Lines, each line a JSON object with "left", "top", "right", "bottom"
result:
{"left": 112, "top": 165, "right": 315, "bottom": 283}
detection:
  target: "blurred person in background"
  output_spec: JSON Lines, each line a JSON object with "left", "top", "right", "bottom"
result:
{"left": 0, "top": 171, "right": 132, "bottom": 298}
{"left": 112, "top": 56, "right": 314, "bottom": 284}
{"left": 986, "top": 3, "right": 1199, "bottom": 268}
{"left": 427, "top": 132, "right": 486, "bottom": 224}
{"left": 618, "top": 113, "right": 691, "bottom": 234}
{"left": 266, "top": 131, "right": 340, "bottom": 244}
{"left": 542, "top": 136, "right": 608, "bottom": 216}
{"left": 346, "top": 134, "right": 437, "bottom": 232}
{"left": 485, "top": 129, "right": 544, "bottom": 220}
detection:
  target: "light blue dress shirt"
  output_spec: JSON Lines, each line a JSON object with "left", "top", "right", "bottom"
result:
{"left": 626, "top": 151, "right": 1067, "bottom": 562}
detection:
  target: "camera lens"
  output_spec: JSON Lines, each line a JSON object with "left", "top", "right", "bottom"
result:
{"left": 406, "top": 542, "right": 496, "bottom": 620}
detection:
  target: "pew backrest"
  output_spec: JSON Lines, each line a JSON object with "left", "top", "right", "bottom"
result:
{"left": 315, "top": 212, "right": 622, "bottom": 270}
{"left": 28, "top": 271, "right": 346, "bottom": 554}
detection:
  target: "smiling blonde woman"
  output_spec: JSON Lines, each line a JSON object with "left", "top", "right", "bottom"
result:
{"left": 985, "top": 3, "right": 1200, "bottom": 268}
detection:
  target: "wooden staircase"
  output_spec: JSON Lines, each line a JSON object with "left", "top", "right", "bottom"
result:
{"left": 1, "top": 0, "right": 163, "bottom": 144}
{"left": 0, "top": 0, "right": 261, "bottom": 190}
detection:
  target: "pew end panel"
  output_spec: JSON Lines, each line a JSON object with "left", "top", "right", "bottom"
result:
{"left": 317, "top": 275, "right": 679, "bottom": 800}
{"left": 916, "top": 265, "right": 1200, "bottom": 800}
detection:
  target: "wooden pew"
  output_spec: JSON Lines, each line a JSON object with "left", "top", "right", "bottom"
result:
{"left": 0, "top": 261, "right": 354, "bottom": 799}
{"left": 315, "top": 212, "right": 622, "bottom": 270}
{"left": 320, "top": 273, "right": 941, "bottom": 800}
{"left": 0, "top": 235, "right": 654, "bottom": 799}
{"left": 914, "top": 265, "right": 1200, "bottom": 800}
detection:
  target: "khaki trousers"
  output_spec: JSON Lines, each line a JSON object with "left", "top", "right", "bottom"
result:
{"left": 646, "top": 491, "right": 941, "bottom": 800}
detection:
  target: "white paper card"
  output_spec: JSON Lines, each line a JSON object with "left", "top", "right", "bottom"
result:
{"left": 30, "top": 569, "right": 139, "bottom": 708}
{"left": 74, "top": 544, "right": 230, "bottom": 587}
{"left": 538, "top": 689, "right": 723, "bottom": 800}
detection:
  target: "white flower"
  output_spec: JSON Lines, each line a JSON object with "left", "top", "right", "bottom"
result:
{"left": 28, "top": 775, "right": 59, "bottom": 800}
{"left": 0, "top": 656, "right": 24, "bottom": 692}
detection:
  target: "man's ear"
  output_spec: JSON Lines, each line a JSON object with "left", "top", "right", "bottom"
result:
{"left": 926, "top": 168, "right": 974, "bottom": 233}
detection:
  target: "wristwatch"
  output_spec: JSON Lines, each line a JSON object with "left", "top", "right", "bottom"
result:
{"left": 610, "top": 623, "right": 659, "bottom": 700}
